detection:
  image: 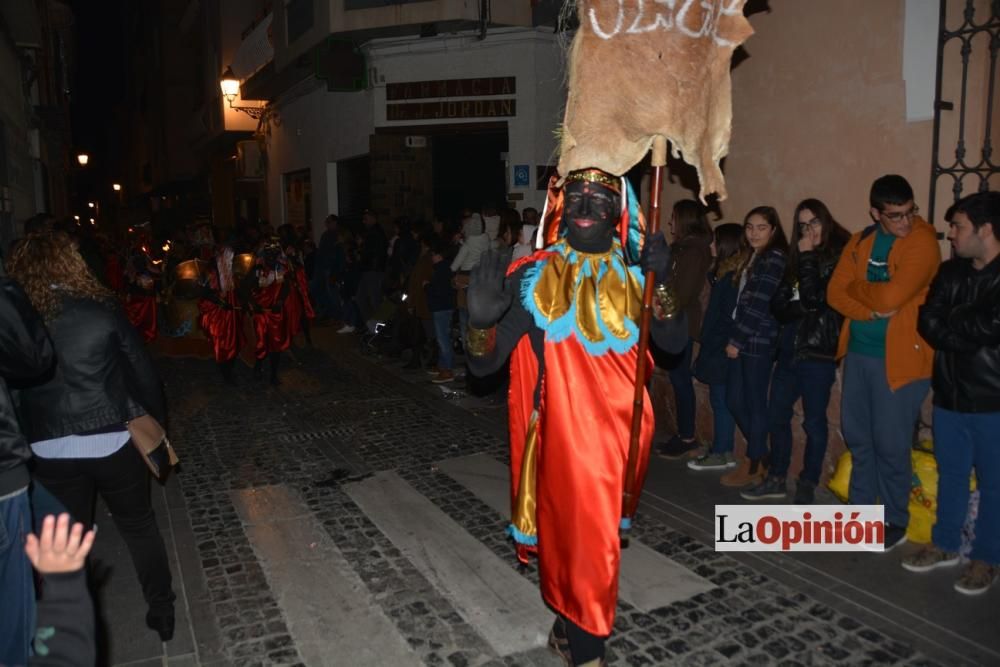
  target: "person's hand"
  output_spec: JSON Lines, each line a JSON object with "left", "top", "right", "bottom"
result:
{"left": 467, "top": 249, "right": 513, "bottom": 328}
{"left": 640, "top": 232, "right": 672, "bottom": 283}
{"left": 797, "top": 232, "right": 816, "bottom": 253}
{"left": 270, "top": 303, "right": 283, "bottom": 314}
{"left": 25, "top": 513, "right": 95, "bottom": 575}
{"left": 725, "top": 344, "right": 740, "bottom": 359}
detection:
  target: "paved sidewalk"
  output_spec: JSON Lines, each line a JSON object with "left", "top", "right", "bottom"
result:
{"left": 85, "top": 330, "right": 996, "bottom": 666}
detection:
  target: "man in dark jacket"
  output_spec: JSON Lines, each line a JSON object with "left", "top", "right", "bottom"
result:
{"left": 312, "top": 214, "right": 342, "bottom": 321}
{"left": 0, "top": 276, "right": 54, "bottom": 665}
{"left": 908, "top": 190, "right": 1000, "bottom": 596}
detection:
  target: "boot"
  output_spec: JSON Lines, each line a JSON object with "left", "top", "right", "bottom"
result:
{"left": 721, "top": 458, "right": 766, "bottom": 488}
{"left": 547, "top": 617, "right": 571, "bottom": 665}
{"left": 269, "top": 352, "right": 281, "bottom": 386}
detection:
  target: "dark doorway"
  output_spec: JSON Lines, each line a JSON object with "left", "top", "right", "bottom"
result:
{"left": 432, "top": 127, "right": 508, "bottom": 222}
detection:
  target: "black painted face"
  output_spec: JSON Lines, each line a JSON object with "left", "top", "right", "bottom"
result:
{"left": 562, "top": 179, "right": 621, "bottom": 253}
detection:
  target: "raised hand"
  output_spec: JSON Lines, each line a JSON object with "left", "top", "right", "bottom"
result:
{"left": 467, "top": 249, "right": 513, "bottom": 328}
{"left": 640, "top": 232, "right": 672, "bottom": 283}
{"left": 25, "top": 513, "right": 96, "bottom": 575}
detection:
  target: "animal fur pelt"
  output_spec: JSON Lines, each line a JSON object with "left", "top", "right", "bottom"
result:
{"left": 557, "top": 0, "right": 754, "bottom": 202}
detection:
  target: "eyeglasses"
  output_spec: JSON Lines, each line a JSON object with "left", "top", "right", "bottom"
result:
{"left": 797, "top": 218, "right": 822, "bottom": 230}
{"left": 879, "top": 205, "right": 919, "bottom": 223}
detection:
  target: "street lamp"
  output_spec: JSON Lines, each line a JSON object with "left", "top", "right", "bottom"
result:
{"left": 77, "top": 153, "right": 89, "bottom": 166}
{"left": 113, "top": 183, "right": 122, "bottom": 192}
{"left": 219, "top": 66, "right": 266, "bottom": 120}
{"left": 73, "top": 215, "right": 80, "bottom": 221}
{"left": 87, "top": 202, "right": 95, "bottom": 208}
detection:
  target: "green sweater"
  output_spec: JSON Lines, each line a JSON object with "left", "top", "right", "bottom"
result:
{"left": 848, "top": 226, "right": 896, "bottom": 357}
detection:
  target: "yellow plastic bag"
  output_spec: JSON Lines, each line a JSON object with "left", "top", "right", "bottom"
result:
{"left": 827, "top": 443, "right": 975, "bottom": 544}
{"left": 827, "top": 450, "right": 852, "bottom": 503}
{"left": 907, "top": 450, "right": 938, "bottom": 543}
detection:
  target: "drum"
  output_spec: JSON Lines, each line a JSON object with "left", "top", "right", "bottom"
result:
{"left": 163, "top": 296, "right": 204, "bottom": 339}
{"left": 172, "top": 259, "right": 208, "bottom": 300}
{"left": 233, "top": 253, "right": 255, "bottom": 281}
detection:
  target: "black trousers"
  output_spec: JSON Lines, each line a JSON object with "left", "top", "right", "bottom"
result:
{"left": 32, "top": 443, "right": 176, "bottom": 613}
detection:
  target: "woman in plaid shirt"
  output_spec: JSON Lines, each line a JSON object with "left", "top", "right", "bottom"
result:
{"left": 720, "top": 206, "right": 789, "bottom": 488}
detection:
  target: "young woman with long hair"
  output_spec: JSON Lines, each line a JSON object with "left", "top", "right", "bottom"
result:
{"left": 8, "top": 232, "right": 177, "bottom": 642}
{"left": 721, "top": 206, "right": 789, "bottom": 487}
{"left": 688, "top": 223, "right": 746, "bottom": 471}
{"left": 741, "top": 199, "right": 850, "bottom": 503}
{"left": 656, "top": 199, "right": 714, "bottom": 459}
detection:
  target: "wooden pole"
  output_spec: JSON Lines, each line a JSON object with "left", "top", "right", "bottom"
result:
{"left": 622, "top": 135, "right": 668, "bottom": 533}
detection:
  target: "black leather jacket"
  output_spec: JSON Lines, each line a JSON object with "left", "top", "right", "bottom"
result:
{"left": 918, "top": 255, "right": 1000, "bottom": 413}
{"left": 16, "top": 296, "right": 166, "bottom": 442}
{"left": 770, "top": 245, "right": 844, "bottom": 362}
{"left": 0, "top": 277, "right": 54, "bottom": 495}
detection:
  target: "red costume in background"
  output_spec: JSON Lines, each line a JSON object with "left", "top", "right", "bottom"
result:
{"left": 282, "top": 248, "right": 315, "bottom": 341}
{"left": 240, "top": 244, "right": 293, "bottom": 385}
{"left": 124, "top": 241, "right": 160, "bottom": 342}
{"left": 198, "top": 246, "right": 242, "bottom": 365}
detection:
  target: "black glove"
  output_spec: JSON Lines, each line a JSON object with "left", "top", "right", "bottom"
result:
{"left": 467, "top": 249, "right": 513, "bottom": 328}
{"left": 270, "top": 303, "right": 283, "bottom": 314}
{"left": 640, "top": 232, "right": 672, "bottom": 284}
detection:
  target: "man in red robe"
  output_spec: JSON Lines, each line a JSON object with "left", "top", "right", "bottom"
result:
{"left": 240, "top": 239, "right": 293, "bottom": 386}
{"left": 123, "top": 225, "right": 161, "bottom": 342}
{"left": 198, "top": 244, "right": 243, "bottom": 384}
{"left": 466, "top": 169, "right": 685, "bottom": 667}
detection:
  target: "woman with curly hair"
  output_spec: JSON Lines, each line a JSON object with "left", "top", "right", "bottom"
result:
{"left": 8, "top": 232, "right": 177, "bottom": 642}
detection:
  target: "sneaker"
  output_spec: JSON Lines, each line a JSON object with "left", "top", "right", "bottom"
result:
{"left": 431, "top": 370, "right": 455, "bottom": 384}
{"left": 426, "top": 366, "right": 441, "bottom": 375}
{"left": 687, "top": 452, "right": 737, "bottom": 471}
{"left": 954, "top": 560, "right": 999, "bottom": 596}
{"left": 882, "top": 524, "right": 908, "bottom": 553}
{"left": 336, "top": 324, "right": 356, "bottom": 334}
{"left": 793, "top": 480, "right": 816, "bottom": 505}
{"left": 901, "top": 545, "right": 960, "bottom": 573}
{"left": 656, "top": 435, "right": 700, "bottom": 459}
{"left": 740, "top": 476, "right": 787, "bottom": 501}
{"left": 720, "top": 459, "right": 766, "bottom": 488}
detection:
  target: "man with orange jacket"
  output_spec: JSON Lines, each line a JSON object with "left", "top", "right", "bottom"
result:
{"left": 827, "top": 174, "right": 941, "bottom": 551}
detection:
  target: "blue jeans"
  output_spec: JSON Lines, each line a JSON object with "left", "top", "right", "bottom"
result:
{"left": 726, "top": 347, "right": 774, "bottom": 462}
{"left": 841, "top": 353, "right": 929, "bottom": 527}
{"left": 931, "top": 407, "right": 1000, "bottom": 564}
{"left": 0, "top": 486, "right": 33, "bottom": 666}
{"left": 708, "top": 382, "right": 735, "bottom": 455}
{"left": 767, "top": 344, "right": 837, "bottom": 484}
{"left": 432, "top": 310, "right": 454, "bottom": 370}
{"left": 668, "top": 340, "right": 696, "bottom": 440}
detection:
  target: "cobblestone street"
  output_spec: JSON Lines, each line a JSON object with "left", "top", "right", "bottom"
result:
{"left": 89, "top": 333, "right": 997, "bottom": 666}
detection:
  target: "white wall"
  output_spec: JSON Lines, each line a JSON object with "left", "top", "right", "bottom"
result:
{"left": 265, "top": 27, "right": 566, "bottom": 238}
{"left": 366, "top": 27, "right": 565, "bottom": 212}
{"left": 265, "top": 82, "right": 374, "bottom": 239}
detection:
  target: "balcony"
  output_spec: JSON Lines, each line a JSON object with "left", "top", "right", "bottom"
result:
{"left": 241, "top": 0, "right": 531, "bottom": 100}
{"left": 331, "top": 0, "right": 532, "bottom": 39}
{"left": 231, "top": 13, "right": 275, "bottom": 81}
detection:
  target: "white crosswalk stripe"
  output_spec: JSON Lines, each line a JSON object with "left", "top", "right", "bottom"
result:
{"left": 232, "top": 485, "right": 423, "bottom": 666}
{"left": 345, "top": 470, "right": 552, "bottom": 656}
{"left": 437, "top": 453, "right": 717, "bottom": 612}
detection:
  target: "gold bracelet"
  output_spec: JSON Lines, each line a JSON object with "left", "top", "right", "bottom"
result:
{"left": 652, "top": 283, "right": 679, "bottom": 320}
{"left": 465, "top": 325, "right": 497, "bottom": 358}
